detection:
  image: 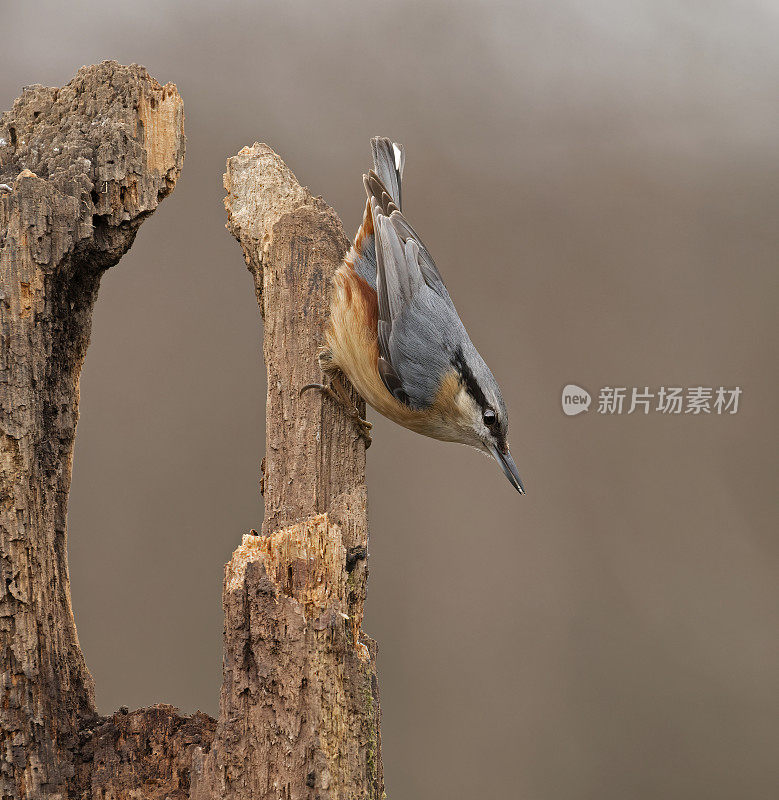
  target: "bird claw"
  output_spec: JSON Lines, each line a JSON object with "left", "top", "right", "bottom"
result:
{"left": 301, "top": 378, "right": 372, "bottom": 448}
{"left": 300, "top": 382, "right": 330, "bottom": 397}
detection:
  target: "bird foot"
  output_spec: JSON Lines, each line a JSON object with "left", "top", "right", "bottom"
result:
{"left": 301, "top": 375, "right": 372, "bottom": 448}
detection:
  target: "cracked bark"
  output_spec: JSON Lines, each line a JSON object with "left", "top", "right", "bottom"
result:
{"left": 0, "top": 62, "right": 190, "bottom": 798}
{"left": 192, "top": 144, "right": 383, "bottom": 799}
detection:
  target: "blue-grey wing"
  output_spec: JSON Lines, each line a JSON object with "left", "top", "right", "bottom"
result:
{"left": 383, "top": 286, "right": 464, "bottom": 409}
{"left": 383, "top": 211, "right": 452, "bottom": 303}
{"left": 366, "top": 171, "right": 461, "bottom": 409}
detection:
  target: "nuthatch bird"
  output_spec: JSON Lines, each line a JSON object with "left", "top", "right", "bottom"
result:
{"left": 303, "top": 137, "right": 524, "bottom": 494}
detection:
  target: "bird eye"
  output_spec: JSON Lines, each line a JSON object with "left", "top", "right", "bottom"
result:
{"left": 483, "top": 408, "right": 497, "bottom": 427}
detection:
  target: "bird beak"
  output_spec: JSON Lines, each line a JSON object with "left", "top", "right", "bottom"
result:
{"left": 489, "top": 444, "right": 525, "bottom": 494}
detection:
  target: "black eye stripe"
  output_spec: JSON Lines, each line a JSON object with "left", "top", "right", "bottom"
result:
{"left": 451, "top": 346, "right": 487, "bottom": 410}
{"left": 451, "top": 347, "right": 501, "bottom": 430}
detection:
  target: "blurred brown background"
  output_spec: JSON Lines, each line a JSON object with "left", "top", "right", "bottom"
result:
{"left": 3, "top": 1, "right": 777, "bottom": 798}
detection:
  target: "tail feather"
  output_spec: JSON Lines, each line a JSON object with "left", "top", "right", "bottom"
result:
{"left": 342, "top": 137, "right": 406, "bottom": 291}
{"left": 370, "top": 137, "right": 404, "bottom": 211}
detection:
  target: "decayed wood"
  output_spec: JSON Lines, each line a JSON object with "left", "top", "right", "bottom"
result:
{"left": 193, "top": 145, "right": 382, "bottom": 799}
{"left": 0, "top": 62, "right": 185, "bottom": 798}
{"left": 74, "top": 705, "right": 215, "bottom": 800}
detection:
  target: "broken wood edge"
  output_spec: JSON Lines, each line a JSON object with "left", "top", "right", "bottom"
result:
{"left": 227, "top": 514, "right": 369, "bottom": 659}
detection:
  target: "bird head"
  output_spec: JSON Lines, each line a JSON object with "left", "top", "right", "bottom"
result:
{"left": 430, "top": 343, "right": 525, "bottom": 494}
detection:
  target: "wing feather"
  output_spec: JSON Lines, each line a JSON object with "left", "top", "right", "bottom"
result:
{"left": 386, "top": 211, "right": 451, "bottom": 301}
{"left": 366, "top": 170, "right": 460, "bottom": 408}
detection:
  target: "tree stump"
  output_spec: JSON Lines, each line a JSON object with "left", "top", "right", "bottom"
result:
{"left": 0, "top": 61, "right": 185, "bottom": 798}
{"left": 193, "top": 145, "right": 383, "bottom": 800}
